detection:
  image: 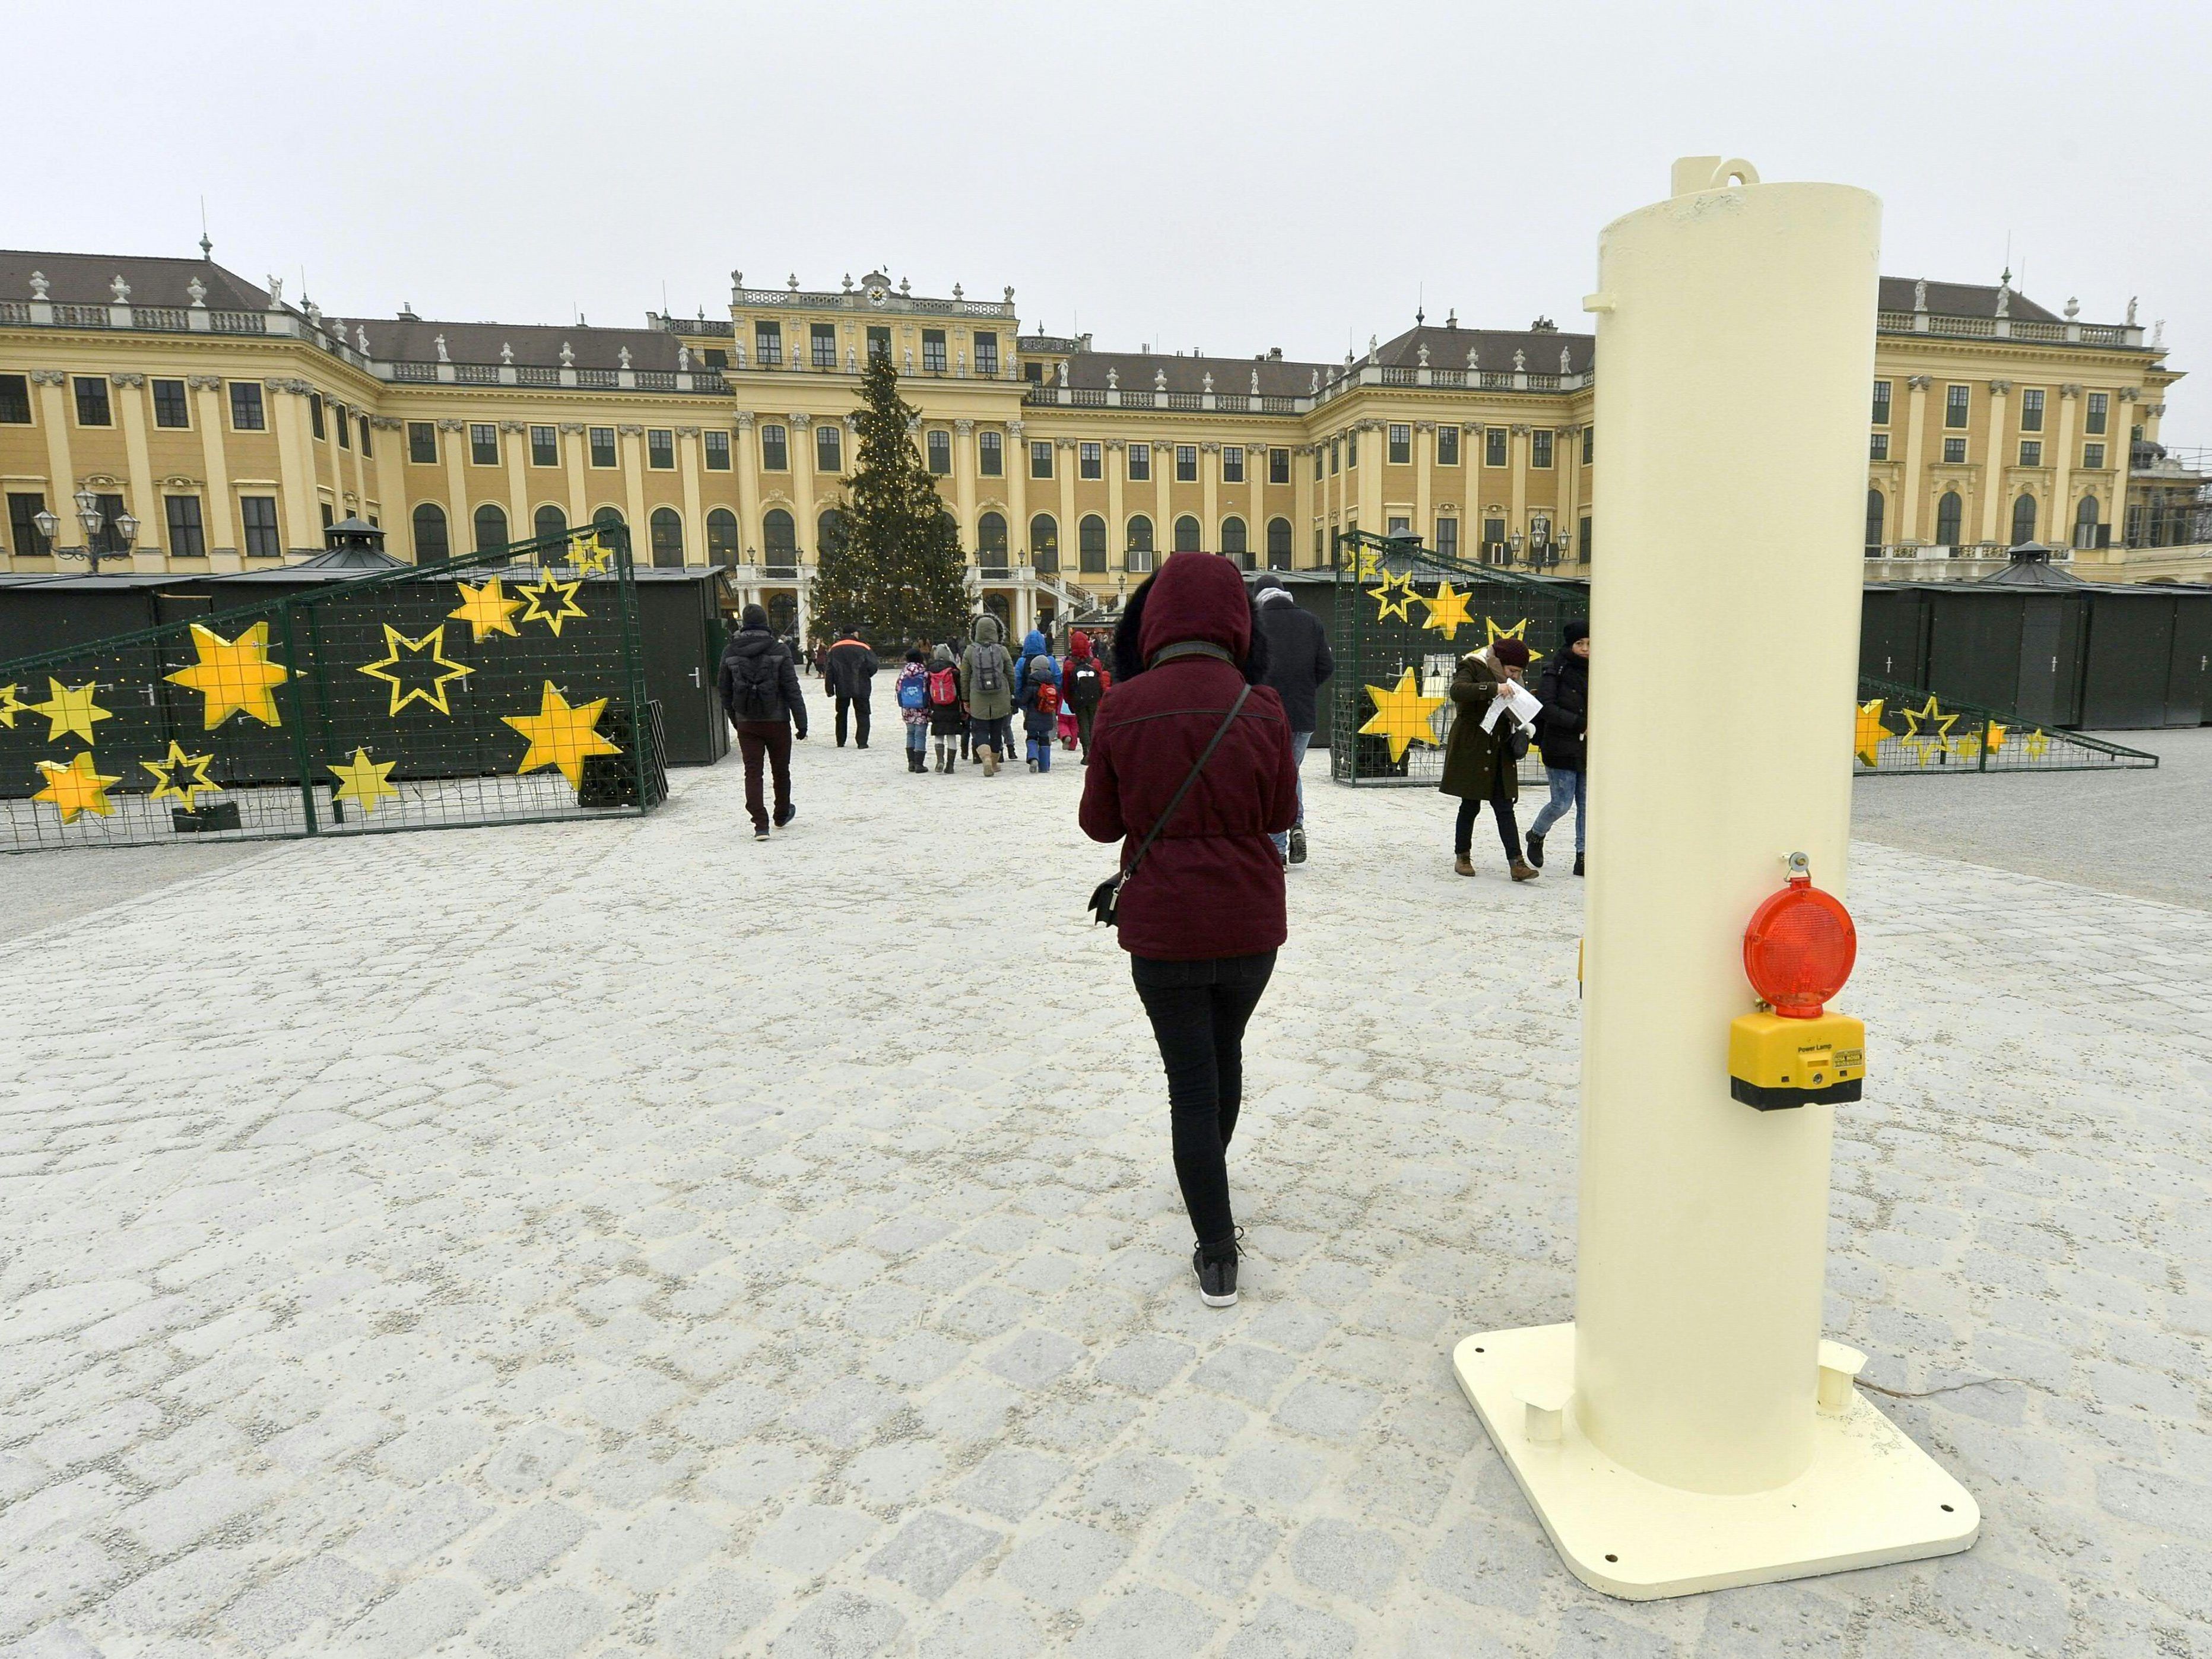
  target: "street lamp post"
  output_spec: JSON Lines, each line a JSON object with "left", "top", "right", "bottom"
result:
{"left": 37, "top": 489, "right": 138, "bottom": 574}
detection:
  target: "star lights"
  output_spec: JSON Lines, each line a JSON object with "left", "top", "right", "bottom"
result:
{"left": 29, "top": 678, "right": 112, "bottom": 745}
{"left": 1854, "top": 699, "right": 1887, "bottom": 767}
{"left": 327, "top": 747, "right": 400, "bottom": 814}
{"left": 358, "top": 624, "right": 473, "bottom": 716}
{"left": 568, "top": 532, "right": 614, "bottom": 575}
{"left": 1421, "top": 581, "right": 1475, "bottom": 640}
{"left": 502, "top": 681, "right": 620, "bottom": 788}
{"left": 1357, "top": 667, "right": 1447, "bottom": 763}
{"left": 31, "top": 751, "right": 123, "bottom": 823}
{"left": 1367, "top": 570, "right": 1417, "bottom": 624}
{"left": 141, "top": 741, "right": 219, "bottom": 810}
{"left": 518, "top": 575, "right": 587, "bottom": 637}
{"left": 0, "top": 682, "right": 23, "bottom": 729}
{"left": 1897, "top": 695, "right": 1959, "bottom": 767}
{"left": 166, "top": 622, "right": 290, "bottom": 729}
{"left": 448, "top": 576, "right": 525, "bottom": 642}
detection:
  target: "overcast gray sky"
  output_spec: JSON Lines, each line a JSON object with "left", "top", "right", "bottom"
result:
{"left": 14, "top": 0, "right": 2208, "bottom": 433}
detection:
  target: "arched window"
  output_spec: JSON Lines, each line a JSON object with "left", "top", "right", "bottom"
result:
{"left": 1173, "top": 514, "right": 1201, "bottom": 552}
{"left": 818, "top": 509, "right": 847, "bottom": 559}
{"left": 1030, "top": 513, "right": 1058, "bottom": 573}
{"left": 1864, "top": 488, "right": 1884, "bottom": 553}
{"left": 592, "top": 505, "right": 624, "bottom": 532}
{"left": 1126, "top": 515, "right": 1154, "bottom": 573}
{"left": 978, "top": 511, "right": 1008, "bottom": 563}
{"left": 1267, "top": 516, "right": 1293, "bottom": 570}
{"left": 1935, "top": 490, "right": 1963, "bottom": 547}
{"left": 472, "top": 503, "right": 507, "bottom": 555}
{"left": 412, "top": 503, "right": 449, "bottom": 564}
{"left": 650, "top": 507, "right": 684, "bottom": 568}
{"left": 763, "top": 508, "right": 796, "bottom": 567}
{"left": 1221, "top": 516, "right": 1248, "bottom": 568}
{"left": 706, "top": 507, "right": 739, "bottom": 560}
{"left": 533, "top": 504, "right": 567, "bottom": 544}
{"left": 2011, "top": 494, "right": 2038, "bottom": 547}
{"left": 2073, "top": 494, "right": 2100, "bottom": 550}
{"left": 1078, "top": 513, "right": 1107, "bottom": 573}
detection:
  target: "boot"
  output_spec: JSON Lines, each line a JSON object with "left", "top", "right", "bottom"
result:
{"left": 1455, "top": 856, "right": 1476, "bottom": 878}
{"left": 1525, "top": 830, "right": 1546, "bottom": 869}
{"left": 1573, "top": 852, "right": 1585, "bottom": 877}
{"left": 983, "top": 746, "right": 999, "bottom": 777}
{"left": 1510, "top": 858, "right": 1540, "bottom": 883}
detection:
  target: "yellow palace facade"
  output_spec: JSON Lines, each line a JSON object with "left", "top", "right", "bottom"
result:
{"left": 0, "top": 248, "right": 2192, "bottom": 642}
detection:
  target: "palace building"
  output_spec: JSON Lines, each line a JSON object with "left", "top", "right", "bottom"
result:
{"left": 1, "top": 246, "right": 2195, "bottom": 643}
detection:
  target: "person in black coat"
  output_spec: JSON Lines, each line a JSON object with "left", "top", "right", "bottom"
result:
{"left": 823, "top": 633, "right": 880, "bottom": 748}
{"left": 719, "top": 604, "right": 810, "bottom": 840}
{"left": 1249, "top": 573, "right": 1333, "bottom": 865}
{"left": 1526, "top": 617, "right": 1589, "bottom": 876}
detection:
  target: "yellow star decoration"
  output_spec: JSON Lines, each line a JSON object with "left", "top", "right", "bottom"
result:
{"left": 2022, "top": 729, "right": 2050, "bottom": 760}
{"left": 569, "top": 532, "right": 614, "bottom": 575}
{"left": 503, "top": 682, "right": 621, "bottom": 789}
{"left": 1352, "top": 544, "right": 1382, "bottom": 581}
{"left": 31, "top": 751, "right": 123, "bottom": 823}
{"left": 1483, "top": 617, "right": 1543, "bottom": 663}
{"left": 1358, "top": 667, "right": 1448, "bottom": 763}
{"left": 328, "top": 747, "right": 400, "bottom": 815}
{"left": 1367, "top": 570, "right": 1417, "bottom": 624}
{"left": 0, "top": 682, "right": 22, "bottom": 728}
{"left": 1897, "top": 695, "right": 1958, "bottom": 767}
{"left": 518, "top": 575, "right": 588, "bottom": 637}
{"left": 1982, "top": 720, "right": 2007, "bottom": 753}
{"left": 1422, "top": 581, "right": 1475, "bottom": 640}
{"left": 30, "top": 678, "right": 112, "bottom": 745}
{"left": 448, "top": 576, "right": 525, "bottom": 642}
{"left": 358, "top": 624, "right": 474, "bottom": 716}
{"left": 166, "top": 622, "right": 289, "bottom": 729}
{"left": 142, "top": 741, "right": 218, "bottom": 810}
{"left": 1854, "top": 699, "right": 1887, "bottom": 767}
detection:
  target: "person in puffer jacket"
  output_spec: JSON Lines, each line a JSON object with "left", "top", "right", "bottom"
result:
{"left": 960, "top": 613, "right": 1017, "bottom": 776}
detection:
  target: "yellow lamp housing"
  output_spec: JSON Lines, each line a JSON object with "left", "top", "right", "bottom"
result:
{"left": 1727, "top": 1009, "right": 1864, "bottom": 1111}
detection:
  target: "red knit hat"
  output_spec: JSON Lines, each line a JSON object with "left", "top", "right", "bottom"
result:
{"left": 1491, "top": 638, "right": 1532, "bottom": 668}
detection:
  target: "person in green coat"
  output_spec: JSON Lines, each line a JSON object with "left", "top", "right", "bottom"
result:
{"left": 1440, "top": 637, "right": 1538, "bottom": 881}
{"left": 961, "top": 613, "right": 1018, "bottom": 776}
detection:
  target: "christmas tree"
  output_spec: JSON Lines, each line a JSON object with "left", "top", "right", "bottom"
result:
{"left": 811, "top": 357, "right": 970, "bottom": 649}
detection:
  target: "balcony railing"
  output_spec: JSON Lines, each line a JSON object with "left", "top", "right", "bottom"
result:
{"left": 209, "top": 311, "right": 265, "bottom": 334}
{"left": 393, "top": 361, "right": 438, "bottom": 381}
{"left": 577, "top": 368, "right": 618, "bottom": 388}
{"left": 52, "top": 304, "right": 110, "bottom": 327}
{"left": 132, "top": 307, "right": 189, "bottom": 329}
{"left": 456, "top": 364, "right": 500, "bottom": 384}
{"left": 517, "top": 366, "right": 560, "bottom": 386}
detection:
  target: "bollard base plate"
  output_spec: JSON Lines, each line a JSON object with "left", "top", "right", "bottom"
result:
{"left": 1453, "top": 1321, "right": 1978, "bottom": 1601}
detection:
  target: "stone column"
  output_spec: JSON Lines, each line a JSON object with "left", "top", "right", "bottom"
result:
{"left": 503, "top": 421, "right": 530, "bottom": 543}
{"left": 1295, "top": 443, "right": 1316, "bottom": 568}
{"left": 1153, "top": 436, "right": 1172, "bottom": 558}
{"left": 619, "top": 426, "right": 649, "bottom": 552}
{"left": 1558, "top": 425, "right": 1581, "bottom": 567}
{"left": 369, "top": 418, "right": 407, "bottom": 562}
{"left": 1005, "top": 419, "right": 1029, "bottom": 562}
{"left": 189, "top": 376, "right": 236, "bottom": 559}
{"left": 111, "top": 374, "right": 160, "bottom": 566}
{"left": 1056, "top": 438, "right": 1076, "bottom": 576}
{"left": 1978, "top": 381, "right": 2010, "bottom": 543}
{"left": 2052, "top": 386, "right": 2078, "bottom": 550}
{"left": 1201, "top": 442, "right": 1220, "bottom": 551}
{"left": 439, "top": 418, "right": 468, "bottom": 557}
{"left": 28, "top": 375, "right": 76, "bottom": 559}
{"left": 787, "top": 414, "right": 815, "bottom": 563}
{"left": 1105, "top": 439, "right": 1126, "bottom": 573}
{"left": 1414, "top": 421, "right": 1436, "bottom": 549}
{"left": 280, "top": 383, "right": 325, "bottom": 553}
{"left": 560, "top": 424, "right": 589, "bottom": 529}
{"left": 677, "top": 426, "right": 706, "bottom": 565}
{"left": 1900, "top": 376, "right": 1929, "bottom": 542}
{"left": 732, "top": 412, "right": 759, "bottom": 548}
{"left": 1248, "top": 440, "right": 1265, "bottom": 569}
{"left": 953, "top": 418, "right": 978, "bottom": 545}
{"left": 1509, "top": 423, "right": 1531, "bottom": 548}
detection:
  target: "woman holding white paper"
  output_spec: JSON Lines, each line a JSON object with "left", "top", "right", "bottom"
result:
{"left": 1439, "top": 637, "right": 1539, "bottom": 882}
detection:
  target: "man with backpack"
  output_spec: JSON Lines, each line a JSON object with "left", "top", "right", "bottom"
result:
{"left": 718, "top": 605, "right": 810, "bottom": 840}
{"left": 824, "top": 632, "right": 880, "bottom": 749}
{"left": 1251, "top": 573, "right": 1333, "bottom": 865}
{"left": 1062, "top": 629, "right": 1111, "bottom": 762}
{"left": 961, "top": 613, "right": 1017, "bottom": 776}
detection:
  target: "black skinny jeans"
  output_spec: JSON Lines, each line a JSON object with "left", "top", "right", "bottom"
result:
{"left": 1454, "top": 782, "right": 1524, "bottom": 862}
{"left": 1132, "top": 950, "right": 1277, "bottom": 1254}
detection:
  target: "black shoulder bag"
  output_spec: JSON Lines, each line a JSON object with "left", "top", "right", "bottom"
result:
{"left": 1089, "top": 684, "right": 1251, "bottom": 927}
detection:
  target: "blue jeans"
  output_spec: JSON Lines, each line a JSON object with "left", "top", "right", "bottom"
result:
{"left": 1529, "top": 766, "right": 1586, "bottom": 853}
{"left": 905, "top": 722, "right": 926, "bottom": 754}
{"left": 1270, "top": 731, "right": 1313, "bottom": 857}
{"left": 1027, "top": 735, "right": 1052, "bottom": 771}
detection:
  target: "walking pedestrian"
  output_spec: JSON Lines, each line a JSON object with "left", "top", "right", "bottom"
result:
{"left": 1081, "top": 552, "right": 1297, "bottom": 1308}
{"left": 824, "top": 632, "right": 879, "bottom": 748}
{"left": 1018, "top": 647, "right": 1061, "bottom": 772}
{"left": 926, "top": 643, "right": 965, "bottom": 773}
{"left": 1063, "top": 630, "right": 1110, "bottom": 762}
{"left": 717, "top": 603, "right": 809, "bottom": 840}
{"left": 961, "top": 613, "right": 1016, "bottom": 776}
{"left": 1441, "top": 636, "right": 1537, "bottom": 881}
{"left": 894, "top": 648, "right": 932, "bottom": 773}
{"left": 1249, "top": 573, "right": 1333, "bottom": 866}
{"left": 1527, "top": 619, "right": 1589, "bottom": 877}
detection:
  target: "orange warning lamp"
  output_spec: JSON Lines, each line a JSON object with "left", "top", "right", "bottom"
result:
{"left": 1728, "top": 854, "right": 1865, "bottom": 1111}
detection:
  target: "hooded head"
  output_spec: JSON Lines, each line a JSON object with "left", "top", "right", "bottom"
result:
{"left": 1252, "top": 572, "right": 1294, "bottom": 608}
{"left": 1137, "top": 551, "right": 1253, "bottom": 666}
{"left": 973, "top": 613, "right": 1002, "bottom": 646}
{"left": 1068, "top": 630, "right": 1093, "bottom": 659}
{"left": 740, "top": 602, "right": 769, "bottom": 630}
{"left": 1023, "top": 628, "right": 1049, "bottom": 659}
{"left": 931, "top": 642, "right": 954, "bottom": 667}
{"left": 1562, "top": 618, "right": 1589, "bottom": 650}
{"left": 1029, "top": 652, "right": 1059, "bottom": 683}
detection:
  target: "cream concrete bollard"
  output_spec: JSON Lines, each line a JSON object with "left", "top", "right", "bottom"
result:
{"left": 1451, "top": 157, "right": 1979, "bottom": 1600}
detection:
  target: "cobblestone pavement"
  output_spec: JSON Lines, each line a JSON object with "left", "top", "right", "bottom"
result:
{"left": 4, "top": 738, "right": 2210, "bottom": 1658}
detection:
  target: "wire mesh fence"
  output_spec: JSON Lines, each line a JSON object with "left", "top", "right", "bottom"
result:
{"left": 1853, "top": 674, "right": 2158, "bottom": 775}
{"left": 0, "top": 525, "right": 667, "bottom": 852}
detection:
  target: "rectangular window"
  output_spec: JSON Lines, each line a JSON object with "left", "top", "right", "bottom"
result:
{"left": 0, "top": 374, "right": 30, "bottom": 423}
{"left": 1945, "top": 385, "right": 1970, "bottom": 428}
{"left": 590, "top": 426, "right": 618, "bottom": 468}
{"left": 868, "top": 325, "right": 891, "bottom": 363}
{"left": 2083, "top": 442, "right": 2106, "bottom": 470}
{"left": 469, "top": 423, "right": 499, "bottom": 465}
{"left": 928, "top": 430, "right": 952, "bottom": 475}
{"left": 1023, "top": 361, "right": 1043, "bottom": 384}
{"left": 704, "top": 430, "right": 731, "bottom": 470}
{"left": 1345, "top": 430, "right": 1357, "bottom": 468}
{"left": 1388, "top": 515, "right": 1410, "bottom": 536}
{"left": 1387, "top": 424, "right": 1411, "bottom": 465}
{"left": 359, "top": 415, "right": 373, "bottom": 457}
{"left": 760, "top": 424, "right": 788, "bottom": 471}
{"left": 922, "top": 329, "right": 947, "bottom": 373}
{"left": 1483, "top": 516, "right": 1506, "bottom": 551}
{"left": 1222, "top": 446, "right": 1243, "bottom": 484}
{"left": 1943, "top": 436, "right": 1968, "bottom": 464}
{"left": 1269, "top": 446, "right": 1290, "bottom": 484}
{"left": 7, "top": 491, "right": 49, "bottom": 556}
{"left": 1436, "top": 517, "right": 1458, "bottom": 558}
{"left": 648, "top": 429, "right": 675, "bottom": 469}
{"left": 703, "top": 347, "right": 726, "bottom": 369}
{"left": 1485, "top": 427, "right": 1508, "bottom": 467}
{"left": 754, "top": 321, "right": 782, "bottom": 366}
{"left": 1126, "top": 442, "right": 1150, "bottom": 482}
{"left": 1329, "top": 439, "right": 1340, "bottom": 475}
{"left": 975, "top": 332, "right": 998, "bottom": 375}
{"left": 164, "top": 495, "right": 206, "bottom": 558}
{"left": 1531, "top": 430, "right": 1554, "bottom": 468}
{"left": 2086, "top": 392, "right": 2108, "bottom": 436}
{"left": 2020, "top": 388, "right": 2045, "bottom": 432}
{"left": 152, "top": 379, "right": 189, "bottom": 429}
{"left": 240, "top": 494, "right": 281, "bottom": 558}
{"left": 1871, "top": 381, "right": 1892, "bottom": 426}
{"left": 334, "top": 402, "right": 350, "bottom": 449}
{"left": 1582, "top": 426, "right": 1594, "bottom": 465}
{"left": 221, "top": 383, "right": 266, "bottom": 434}
{"left": 530, "top": 425, "right": 558, "bottom": 467}
{"left": 2019, "top": 440, "right": 2042, "bottom": 467}
{"left": 1175, "top": 445, "right": 1197, "bottom": 482}
{"left": 979, "top": 430, "right": 1003, "bottom": 476}
{"left": 320, "top": 502, "right": 334, "bottom": 531}
{"left": 1031, "top": 440, "right": 1053, "bottom": 478}
{"left": 75, "top": 376, "right": 112, "bottom": 426}
{"left": 1869, "top": 432, "right": 1890, "bottom": 461}
{"left": 1436, "top": 426, "right": 1460, "bottom": 467}
{"left": 811, "top": 323, "right": 837, "bottom": 369}
{"left": 815, "top": 423, "right": 842, "bottom": 472}
{"left": 309, "top": 392, "right": 326, "bottom": 440}
{"left": 407, "top": 420, "right": 435, "bottom": 462}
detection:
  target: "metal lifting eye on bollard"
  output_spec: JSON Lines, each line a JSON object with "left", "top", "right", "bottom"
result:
{"left": 1728, "top": 854, "right": 1867, "bottom": 1111}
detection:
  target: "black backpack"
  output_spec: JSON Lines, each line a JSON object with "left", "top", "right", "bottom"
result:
{"left": 1068, "top": 659, "right": 1105, "bottom": 711}
{"left": 732, "top": 648, "right": 780, "bottom": 722}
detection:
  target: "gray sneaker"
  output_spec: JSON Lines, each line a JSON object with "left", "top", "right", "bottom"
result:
{"left": 1193, "top": 1246, "right": 1238, "bottom": 1308}
{"left": 1288, "top": 827, "right": 1307, "bottom": 865}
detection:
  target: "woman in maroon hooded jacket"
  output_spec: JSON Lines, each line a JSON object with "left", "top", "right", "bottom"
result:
{"left": 1080, "top": 552, "right": 1299, "bottom": 1307}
